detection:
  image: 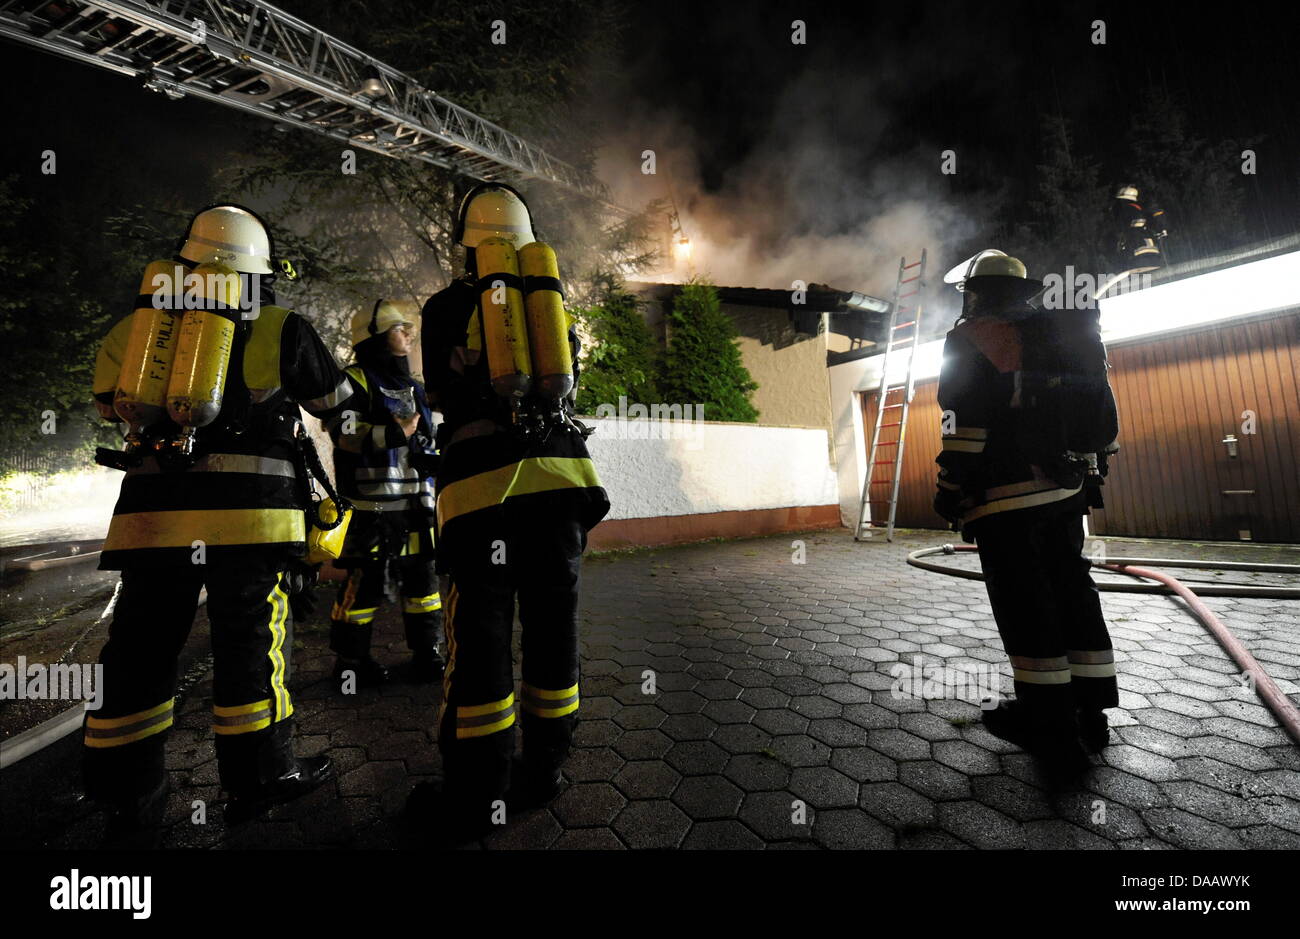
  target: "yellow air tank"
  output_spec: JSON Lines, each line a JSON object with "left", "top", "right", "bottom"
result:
{"left": 475, "top": 237, "right": 532, "bottom": 400}
{"left": 166, "top": 261, "right": 242, "bottom": 430}
{"left": 113, "top": 260, "right": 187, "bottom": 429}
{"left": 518, "top": 242, "right": 574, "bottom": 400}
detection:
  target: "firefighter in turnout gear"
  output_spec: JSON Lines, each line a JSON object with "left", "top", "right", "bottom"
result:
{"left": 933, "top": 252, "right": 1120, "bottom": 781}
{"left": 1111, "top": 183, "right": 1168, "bottom": 273}
{"left": 86, "top": 203, "right": 377, "bottom": 833}
{"left": 408, "top": 183, "right": 609, "bottom": 840}
{"left": 326, "top": 299, "right": 444, "bottom": 686}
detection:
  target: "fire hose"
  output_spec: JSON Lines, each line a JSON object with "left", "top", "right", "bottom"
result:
{"left": 906, "top": 544, "right": 1300, "bottom": 745}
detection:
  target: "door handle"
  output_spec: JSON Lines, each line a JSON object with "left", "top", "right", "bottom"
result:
{"left": 1221, "top": 490, "right": 1256, "bottom": 496}
{"left": 1221, "top": 434, "right": 1239, "bottom": 458}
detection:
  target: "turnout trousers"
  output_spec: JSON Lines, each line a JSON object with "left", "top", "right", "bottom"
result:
{"left": 330, "top": 515, "right": 443, "bottom": 660}
{"left": 437, "top": 499, "right": 585, "bottom": 813}
{"left": 967, "top": 494, "right": 1120, "bottom": 730}
{"left": 82, "top": 563, "right": 299, "bottom": 805}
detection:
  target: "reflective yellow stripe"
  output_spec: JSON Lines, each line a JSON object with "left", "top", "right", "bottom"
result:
{"left": 953, "top": 426, "right": 987, "bottom": 439}
{"left": 523, "top": 682, "right": 578, "bottom": 700}
{"left": 104, "top": 508, "right": 305, "bottom": 551}
{"left": 85, "top": 699, "right": 172, "bottom": 730}
{"left": 437, "top": 457, "right": 602, "bottom": 528}
{"left": 267, "top": 574, "right": 293, "bottom": 721}
{"left": 406, "top": 532, "right": 420, "bottom": 555}
{"left": 520, "top": 682, "right": 580, "bottom": 718}
{"left": 213, "top": 699, "right": 272, "bottom": 717}
{"left": 403, "top": 593, "right": 441, "bottom": 614}
{"left": 941, "top": 439, "right": 985, "bottom": 452}
{"left": 333, "top": 605, "right": 377, "bottom": 624}
{"left": 458, "top": 693, "right": 514, "bottom": 719}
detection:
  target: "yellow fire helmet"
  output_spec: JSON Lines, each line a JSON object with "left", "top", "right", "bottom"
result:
{"left": 178, "top": 204, "right": 275, "bottom": 275}
{"left": 455, "top": 183, "right": 535, "bottom": 248}
{"left": 351, "top": 298, "right": 418, "bottom": 347}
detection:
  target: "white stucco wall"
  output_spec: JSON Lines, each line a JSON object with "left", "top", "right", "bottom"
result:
{"left": 583, "top": 418, "right": 839, "bottom": 521}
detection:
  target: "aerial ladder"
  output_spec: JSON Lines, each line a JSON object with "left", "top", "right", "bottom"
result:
{"left": 0, "top": 0, "right": 607, "bottom": 200}
{"left": 855, "top": 250, "right": 927, "bottom": 542}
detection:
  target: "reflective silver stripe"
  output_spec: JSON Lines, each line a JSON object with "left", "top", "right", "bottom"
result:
{"left": 1010, "top": 655, "right": 1071, "bottom": 671}
{"left": 348, "top": 497, "right": 413, "bottom": 512}
{"left": 963, "top": 483, "right": 1082, "bottom": 522}
{"left": 84, "top": 707, "right": 174, "bottom": 740}
{"left": 1070, "top": 663, "right": 1117, "bottom": 678}
{"left": 457, "top": 704, "right": 516, "bottom": 729}
{"left": 303, "top": 377, "right": 352, "bottom": 412}
{"left": 359, "top": 480, "right": 422, "bottom": 497}
{"left": 125, "top": 453, "right": 296, "bottom": 477}
{"left": 521, "top": 690, "right": 579, "bottom": 714}
{"left": 356, "top": 467, "right": 419, "bottom": 480}
{"left": 942, "top": 439, "right": 985, "bottom": 452}
{"left": 1067, "top": 649, "right": 1115, "bottom": 664}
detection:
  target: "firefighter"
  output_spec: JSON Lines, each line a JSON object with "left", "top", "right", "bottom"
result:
{"left": 933, "top": 252, "right": 1119, "bottom": 781}
{"left": 408, "top": 183, "right": 609, "bottom": 841}
{"left": 1112, "top": 183, "right": 1168, "bottom": 273}
{"left": 326, "top": 299, "right": 444, "bottom": 686}
{"left": 86, "top": 203, "right": 396, "bottom": 835}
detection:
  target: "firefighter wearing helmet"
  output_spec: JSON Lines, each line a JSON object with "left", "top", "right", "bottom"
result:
{"left": 325, "top": 299, "right": 444, "bottom": 686}
{"left": 86, "top": 204, "right": 403, "bottom": 838}
{"left": 933, "top": 250, "right": 1120, "bottom": 783}
{"left": 408, "top": 183, "right": 609, "bottom": 842}
{"left": 1111, "top": 183, "right": 1168, "bottom": 273}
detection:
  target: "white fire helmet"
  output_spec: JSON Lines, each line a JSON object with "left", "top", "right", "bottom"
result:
{"left": 455, "top": 183, "right": 535, "bottom": 248}
{"left": 179, "top": 204, "right": 275, "bottom": 275}
{"left": 1115, "top": 184, "right": 1139, "bottom": 201}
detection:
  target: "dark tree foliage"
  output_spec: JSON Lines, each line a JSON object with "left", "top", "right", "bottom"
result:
{"left": 659, "top": 281, "right": 759, "bottom": 423}
{"left": 572, "top": 280, "right": 661, "bottom": 416}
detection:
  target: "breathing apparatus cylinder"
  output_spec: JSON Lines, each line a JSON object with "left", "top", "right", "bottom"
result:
{"left": 114, "top": 260, "right": 187, "bottom": 433}
{"left": 165, "top": 261, "right": 243, "bottom": 453}
{"left": 518, "top": 241, "right": 574, "bottom": 400}
{"left": 475, "top": 236, "right": 532, "bottom": 400}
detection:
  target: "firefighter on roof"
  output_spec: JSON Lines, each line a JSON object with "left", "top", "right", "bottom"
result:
{"left": 326, "top": 299, "right": 444, "bottom": 686}
{"left": 407, "top": 183, "right": 609, "bottom": 841}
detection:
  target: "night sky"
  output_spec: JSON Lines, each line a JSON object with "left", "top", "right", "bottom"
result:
{"left": 3, "top": 0, "right": 1298, "bottom": 297}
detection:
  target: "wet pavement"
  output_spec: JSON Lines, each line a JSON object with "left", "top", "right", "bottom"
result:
{"left": 4, "top": 526, "right": 1300, "bottom": 850}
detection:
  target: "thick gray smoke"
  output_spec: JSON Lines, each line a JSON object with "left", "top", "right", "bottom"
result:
{"left": 595, "top": 67, "right": 989, "bottom": 317}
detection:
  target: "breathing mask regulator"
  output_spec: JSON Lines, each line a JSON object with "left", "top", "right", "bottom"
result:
{"left": 96, "top": 204, "right": 300, "bottom": 472}
{"left": 456, "top": 183, "right": 592, "bottom": 444}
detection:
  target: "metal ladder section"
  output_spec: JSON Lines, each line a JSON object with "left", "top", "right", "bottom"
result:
{"left": 0, "top": 0, "right": 605, "bottom": 200}
{"left": 855, "top": 250, "right": 927, "bottom": 542}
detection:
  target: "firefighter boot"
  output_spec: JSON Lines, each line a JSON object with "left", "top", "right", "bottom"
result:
{"left": 506, "top": 753, "right": 565, "bottom": 810}
{"left": 410, "top": 649, "right": 445, "bottom": 682}
{"left": 983, "top": 699, "right": 1091, "bottom": 782}
{"left": 1077, "top": 708, "right": 1110, "bottom": 752}
{"left": 224, "top": 721, "right": 335, "bottom": 823}
{"left": 103, "top": 776, "right": 171, "bottom": 848}
{"left": 330, "top": 619, "right": 389, "bottom": 687}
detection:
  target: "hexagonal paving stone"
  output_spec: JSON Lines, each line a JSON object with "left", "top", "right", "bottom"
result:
{"left": 738, "top": 790, "right": 813, "bottom": 841}
{"left": 866, "top": 728, "right": 933, "bottom": 762}
{"left": 1141, "top": 807, "right": 1246, "bottom": 849}
{"left": 664, "top": 740, "right": 730, "bottom": 776}
{"left": 753, "top": 708, "right": 810, "bottom": 735}
{"left": 658, "top": 713, "right": 718, "bottom": 742}
{"left": 937, "top": 800, "right": 1026, "bottom": 849}
{"left": 933, "top": 739, "right": 1002, "bottom": 775}
{"left": 702, "top": 699, "right": 758, "bottom": 724}
{"left": 553, "top": 828, "right": 626, "bottom": 849}
{"left": 830, "top": 746, "right": 899, "bottom": 783}
{"left": 613, "top": 729, "right": 674, "bottom": 761}
{"left": 613, "top": 800, "right": 692, "bottom": 849}
{"left": 672, "top": 774, "right": 745, "bottom": 820}
{"left": 612, "top": 705, "right": 667, "bottom": 730}
{"left": 712, "top": 723, "right": 771, "bottom": 754}
{"left": 563, "top": 747, "right": 625, "bottom": 783}
{"left": 807, "top": 718, "right": 866, "bottom": 748}
{"left": 898, "top": 760, "right": 972, "bottom": 802}
{"left": 725, "top": 752, "right": 792, "bottom": 791}
{"left": 789, "top": 766, "right": 860, "bottom": 809}
{"left": 809, "top": 807, "right": 893, "bottom": 848}
{"left": 769, "top": 734, "right": 832, "bottom": 767}
{"left": 860, "top": 781, "right": 938, "bottom": 829}
{"left": 551, "top": 782, "right": 627, "bottom": 827}
{"left": 681, "top": 819, "right": 765, "bottom": 849}
{"left": 612, "top": 760, "right": 682, "bottom": 800}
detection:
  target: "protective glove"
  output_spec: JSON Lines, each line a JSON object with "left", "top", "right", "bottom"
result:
{"left": 283, "top": 562, "right": 320, "bottom": 622}
{"left": 933, "top": 488, "right": 964, "bottom": 525}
